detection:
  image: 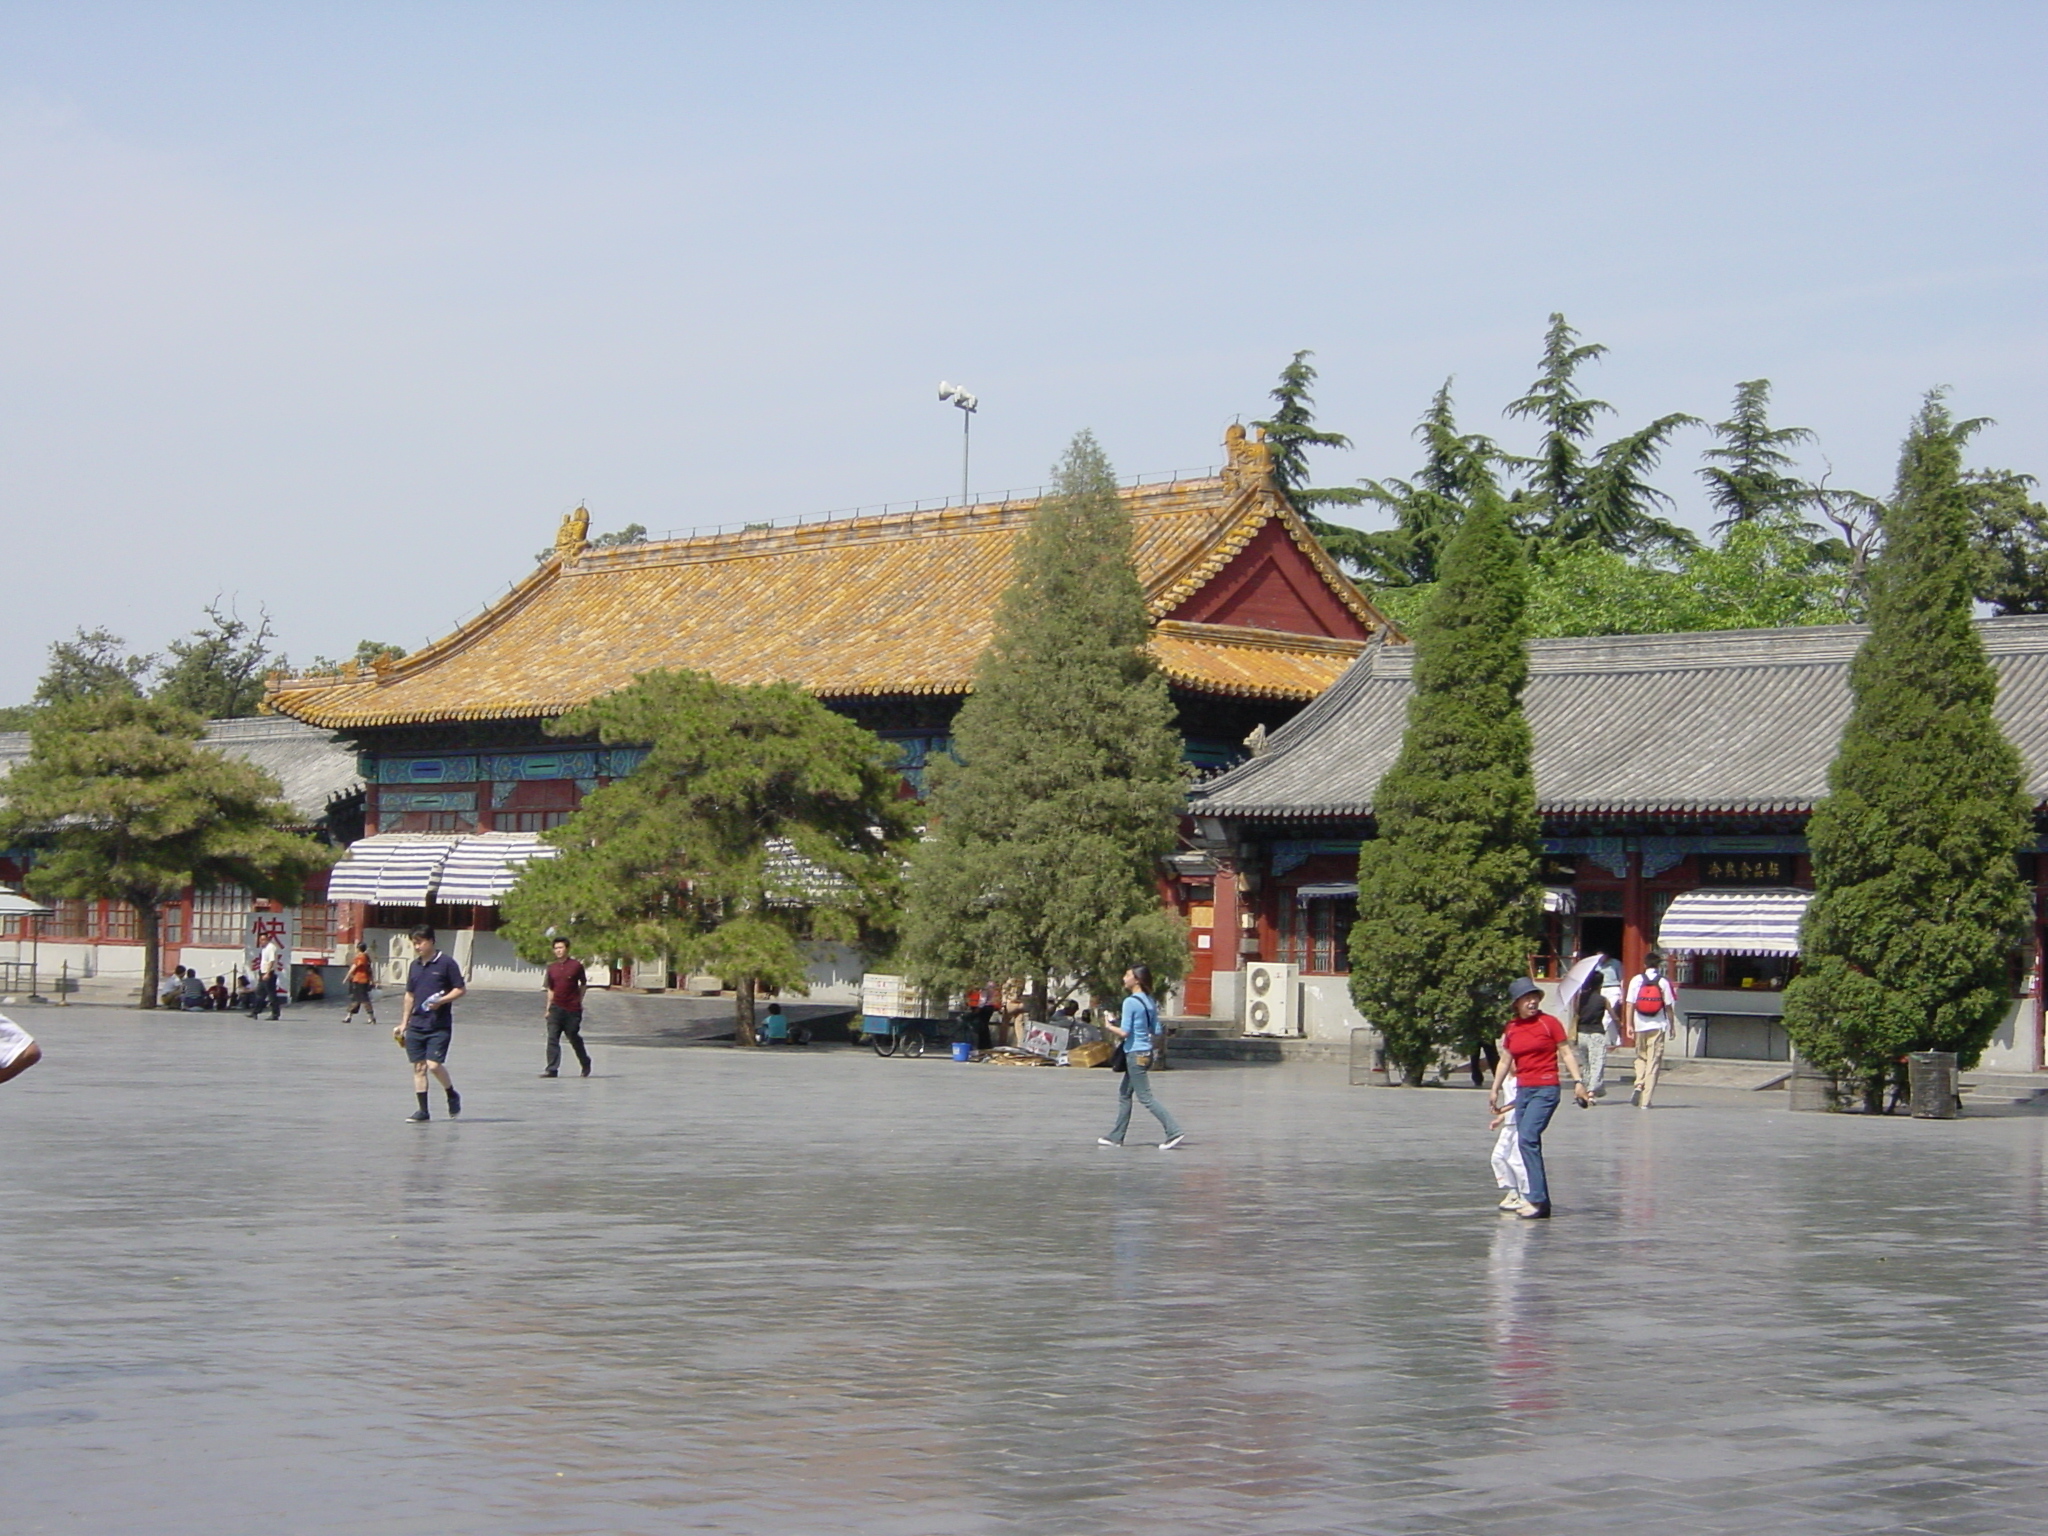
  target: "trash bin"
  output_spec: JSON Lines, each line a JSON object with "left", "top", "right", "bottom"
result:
{"left": 1907, "top": 1051, "right": 1960, "bottom": 1119}
{"left": 1788, "top": 1055, "right": 1835, "bottom": 1112}
{"left": 951, "top": 1040, "right": 972, "bottom": 1063}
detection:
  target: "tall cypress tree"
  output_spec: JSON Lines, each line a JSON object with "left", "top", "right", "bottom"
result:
{"left": 1349, "top": 485, "right": 1541, "bottom": 1083}
{"left": 1783, "top": 394, "right": 2033, "bottom": 1111}
{"left": 904, "top": 431, "right": 1190, "bottom": 1011}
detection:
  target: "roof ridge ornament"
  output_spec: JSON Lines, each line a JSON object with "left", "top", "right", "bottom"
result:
{"left": 1221, "top": 422, "right": 1275, "bottom": 494}
{"left": 555, "top": 504, "right": 591, "bottom": 559}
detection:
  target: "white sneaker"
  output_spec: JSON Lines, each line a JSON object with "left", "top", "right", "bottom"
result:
{"left": 1097, "top": 1137, "right": 1122, "bottom": 1148}
{"left": 1159, "top": 1134, "right": 1186, "bottom": 1151}
{"left": 1498, "top": 1190, "right": 1523, "bottom": 1210}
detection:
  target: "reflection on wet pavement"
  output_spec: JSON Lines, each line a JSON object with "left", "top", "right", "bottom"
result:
{"left": 6, "top": 999, "right": 2048, "bottom": 1533}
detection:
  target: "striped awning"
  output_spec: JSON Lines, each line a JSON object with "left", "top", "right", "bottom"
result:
{"left": 1294, "top": 882, "right": 1358, "bottom": 903}
{"left": 327, "top": 833, "right": 557, "bottom": 906}
{"left": 1657, "top": 888, "right": 1810, "bottom": 957}
{"left": 1543, "top": 886, "right": 1577, "bottom": 914}
{"left": 434, "top": 835, "right": 559, "bottom": 905}
{"left": 326, "top": 836, "right": 459, "bottom": 905}
{"left": 0, "top": 889, "right": 53, "bottom": 917}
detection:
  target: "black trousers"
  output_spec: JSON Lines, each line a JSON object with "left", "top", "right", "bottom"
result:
{"left": 250, "top": 972, "right": 281, "bottom": 1020}
{"left": 546, "top": 1006, "right": 591, "bottom": 1073}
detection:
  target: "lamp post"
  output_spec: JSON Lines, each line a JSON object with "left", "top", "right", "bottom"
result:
{"left": 938, "top": 381, "right": 978, "bottom": 505}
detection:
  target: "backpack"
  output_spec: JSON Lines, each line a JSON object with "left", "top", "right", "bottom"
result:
{"left": 1635, "top": 977, "right": 1666, "bottom": 1017}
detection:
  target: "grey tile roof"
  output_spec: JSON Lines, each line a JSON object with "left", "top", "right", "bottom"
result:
{"left": 0, "top": 715, "right": 361, "bottom": 824}
{"left": 1190, "top": 615, "right": 2048, "bottom": 822}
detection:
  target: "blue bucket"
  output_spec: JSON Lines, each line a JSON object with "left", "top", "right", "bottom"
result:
{"left": 951, "top": 1040, "right": 972, "bottom": 1062}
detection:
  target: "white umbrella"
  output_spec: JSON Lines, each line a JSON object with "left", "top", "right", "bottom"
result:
{"left": 0, "top": 891, "right": 53, "bottom": 917}
{"left": 1557, "top": 953, "right": 1606, "bottom": 1021}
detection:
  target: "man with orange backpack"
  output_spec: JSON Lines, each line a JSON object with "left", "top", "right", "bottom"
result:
{"left": 1624, "top": 950, "right": 1679, "bottom": 1108}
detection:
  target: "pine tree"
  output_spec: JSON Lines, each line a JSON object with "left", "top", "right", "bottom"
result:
{"left": 499, "top": 671, "right": 914, "bottom": 1044}
{"left": 1782, "top": 394, "right": 2033, "bottom": 1111}
{"left": 1349, "top": 485, "right": 1540, "bottom": 1083}
{"left": 1251, "top": 350, "right": 1375, "bottom": 571}
{"left": 1698, "top": 379, "right": 1816, "bottom": 530}
{"left": 903, "top": 430, "right": 1190, "bottom": 1012}
{"left": 1504, "top": 313, "right": 1698, "bottom": 553}
{"left": 0, "top": 695, "right": 334, "bottom": 1009}
{"left": 1356, "top": 380, "right": 1507, "bottom": 587}
{"left": 154, "top": 603, "right": 280, "bottom": 720}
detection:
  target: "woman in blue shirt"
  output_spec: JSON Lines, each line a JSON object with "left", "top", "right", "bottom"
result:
{"left": 1099, "top": 964, "right": 1187, "bottom": 1150}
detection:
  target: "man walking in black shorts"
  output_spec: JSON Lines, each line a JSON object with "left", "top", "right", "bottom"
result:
{"left": 540, "top": 936, "right": 592, "bottom": 1078}
{"left": 399, "top": 925, "right": 465, "bottom": 1122}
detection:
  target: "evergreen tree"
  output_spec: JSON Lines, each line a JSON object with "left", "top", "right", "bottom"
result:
{"left": 1349, "top": 485, "right": 1541, "bottom": 1084}
{"left": 1699, "top": 379, "right": 1816, "bottom": 530}
{"left": 1251, "top": 350, "right": 1375, "bottom": 570}
{"left": 903, "top": 430, "right": 1189, "bottom": 1012}
{"left": 0, "top": 695, "right": 334, "bottom": 1009}
{"left": 32, "top": 627, "right": 154, "bottom": 708}
{"left": 1504, "top": 313, "right": 1698, "bottom": 553}
{"left": 1967, "top": 470, "right": 2048, "bottom": 614}
{"left": 499, "top": 670, "right": 913, "bottom": 1044}
{"left": 1782, "top": 394, "right": 2033, "bottom": 1111}
{"left": 1356, "top": 380, "right": 1507, "bottom": 587}
{"left": 154, "top": 602, "right": 280, "bottom": 719}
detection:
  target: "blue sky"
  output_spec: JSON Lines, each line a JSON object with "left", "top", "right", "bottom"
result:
{"left": 2, "top": 3, "right": 2043, "bottom": 701}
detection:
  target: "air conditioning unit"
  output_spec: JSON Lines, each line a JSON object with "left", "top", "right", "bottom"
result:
{"left": 1243, "top": 961, "right": 1300, "bottom": 1037}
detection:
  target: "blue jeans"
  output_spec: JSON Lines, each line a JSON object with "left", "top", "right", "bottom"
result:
{"left": 1515, "top": 1085, "right": 1561, "bottom": 1206}
{"left": 1108, "top": 1054, "right": 1183, "bottom": 1142}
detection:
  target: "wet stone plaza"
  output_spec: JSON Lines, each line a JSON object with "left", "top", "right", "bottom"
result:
{"left": 7, "top": 996, "right": 2048, "bottom": 1534}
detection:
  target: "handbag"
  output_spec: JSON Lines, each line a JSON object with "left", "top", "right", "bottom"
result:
{"left": 1110, "top": 1045, "right": 1128, "bottom": 1074}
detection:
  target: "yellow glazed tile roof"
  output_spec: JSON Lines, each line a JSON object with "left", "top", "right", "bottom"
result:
{"left": 269, "top": 446, "right": 1382, "bottom": 730}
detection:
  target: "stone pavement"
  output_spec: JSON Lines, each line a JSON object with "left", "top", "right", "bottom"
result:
{"left": 5, "top": 995, "right": 2048, "bottom": 1534}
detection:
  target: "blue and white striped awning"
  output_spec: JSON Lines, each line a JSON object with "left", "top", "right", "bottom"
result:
{"left": 326, "top": 835, "right": 458, "bottom": 904}
{"left": 327, "top": 833, "right": 556, "bottom": 907}
{"left": 435, "top": 834, "right": 559, "bottom": 904}
{"left": 1657, "top": 888, "right": 1810, "bottom": 957}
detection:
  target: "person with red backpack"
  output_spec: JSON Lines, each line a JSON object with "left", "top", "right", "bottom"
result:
{"left": 1625, "top": 950, "right": 1679, "bottom": 1107}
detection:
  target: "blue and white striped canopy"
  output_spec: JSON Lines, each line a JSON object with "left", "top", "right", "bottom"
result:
{"left": 326, "top": 833, "right": 556, "bottom": 907}
{"left": 1656, "top": 888, "right": 1810, "bottom": 957}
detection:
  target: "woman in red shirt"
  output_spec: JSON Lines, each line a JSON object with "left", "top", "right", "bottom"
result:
{"left": 1489, "top": 977, "right": 1591, "bottom": 1219}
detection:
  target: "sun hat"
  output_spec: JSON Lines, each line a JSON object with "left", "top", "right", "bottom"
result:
{"left": 1507, "top": 977, "right": 1543, "bottom": 1002}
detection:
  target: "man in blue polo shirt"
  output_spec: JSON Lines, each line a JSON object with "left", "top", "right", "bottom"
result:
{"left": 399, "top": 925, "right": 466, "bottom": 1122}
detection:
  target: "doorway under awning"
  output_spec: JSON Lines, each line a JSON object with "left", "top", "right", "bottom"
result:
{"left": 1656, "top": 888, "right": 1811, "bottom": 956}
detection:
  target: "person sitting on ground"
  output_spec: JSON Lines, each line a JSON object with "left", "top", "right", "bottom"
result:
{"left": 231, "top": 973, "right": 255, "bottom": 1010}
{"left": 160, "top": 967, "right": 186, "bottom": 1007}
{"left": 762, "top": 1001, "right": 789, "bottom": 1042}
{"left": 180, "top": 967, "right": 208, "bottom": 1011}
{"left": 207, "top": 976, "right": 230, "bottom": 1011}
{"left": 297, "top": 966, "right": 326, "bottom": 1002}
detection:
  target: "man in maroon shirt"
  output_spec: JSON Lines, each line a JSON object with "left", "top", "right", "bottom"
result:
{"left": 540, "top": 937, "right": 593, "bottom": 1078}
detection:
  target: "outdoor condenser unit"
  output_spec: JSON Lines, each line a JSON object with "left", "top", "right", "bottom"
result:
{"left": 1242, "top": 961, "right": 1300, "bottom": 1037}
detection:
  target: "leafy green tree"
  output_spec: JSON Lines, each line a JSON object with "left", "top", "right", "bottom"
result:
{"left": 904, "top": 430, "right": 1190, "bottom": 1013}
{"left": 1782, "top": 395, "right": 2033, "bottom": 1111}
{"left": 1349, "top": 484, "right": 1541, "bottom": 1084}
{"left": 1355, "top": 380, "right": 1507, "bottom": 588}
{"left": 32, "top": 627, "right": 154, "bottom": 708}
{"left": 0, "top": 695, "right": 335, "bottom": 1009}
{"left": 590, "top": 521, "right": 649, "bottom": 549}
{"left": 499, "top": 670, "right": 913, "bottom": 1043}
{"left": 1504, "top": 313, "right": 1699, "bottom": 553}
{"left": 1967, "top": 470, "right": 2048, "bottom": 615}
{"left": 154, "top": 603, "right": 279, "bottom": 719}
{"left": 1699, "top": 379, "right": 1816, "bottom": 530}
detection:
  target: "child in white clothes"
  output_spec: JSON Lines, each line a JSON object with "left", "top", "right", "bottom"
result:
{"left": 1489, "top": 1068, "right": 1529, "bottom": 1209}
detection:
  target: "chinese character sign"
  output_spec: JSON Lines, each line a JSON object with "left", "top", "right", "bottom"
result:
{"left": 248, "top": 909, "right": 295, "bottom": 958}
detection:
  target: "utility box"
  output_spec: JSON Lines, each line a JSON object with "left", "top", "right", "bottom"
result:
{"left": 1908, "top": 1051, "right": 1960, "bottom": 1119}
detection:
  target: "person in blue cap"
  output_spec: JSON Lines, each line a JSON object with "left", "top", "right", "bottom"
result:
{"left": 1489, "top": 976, "right": 1590, "bottom": 1218}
